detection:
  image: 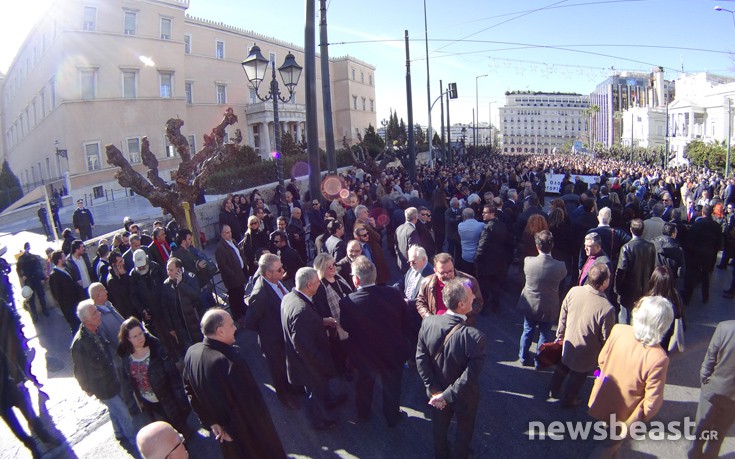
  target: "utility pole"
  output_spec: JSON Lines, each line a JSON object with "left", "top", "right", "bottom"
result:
{"left": 305, "top": 0, "right": 321, "bottom": 202}
{"left": 319, "top": 0, "right": 337, "bottom": 175}
{"left": 423, "top": 0, "right": 432, "bottom": 167}
{"left": 727, "top": 99, "right": 732, "bottom": 177}
{"left": 440, "top": 80, "right": 445, "bottom": 164}
{"left": 630, "top": 112, "right": 634, "bottom": 162}
{"left": 405, "top": 30, "right": 416, "bottom": 180}
{"left": 447, "top": 90, "right": 452, "bottom": 166}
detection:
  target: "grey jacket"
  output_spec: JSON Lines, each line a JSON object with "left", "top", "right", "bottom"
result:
{"left": 516, "top": 253, "right": 567, "bottom": 323}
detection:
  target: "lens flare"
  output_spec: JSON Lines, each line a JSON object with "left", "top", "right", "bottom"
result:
{"left": 291, "top": 161, "right": 310, "bottom": 178}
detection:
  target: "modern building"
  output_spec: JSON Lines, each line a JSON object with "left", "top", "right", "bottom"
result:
{"left": 589, "top": 68, "right": 675, "bottom": 148}
{"left": 1, "top": 0, "right": 376, "bottom": 199}
{"left": 499, "top": 91, "right": 589, "bottom": 154}
{"left": 666, "top": 73, "right": 735, "bottom": 165}
{"left": 620, "top": 106, "right": 667, "bottom": 149}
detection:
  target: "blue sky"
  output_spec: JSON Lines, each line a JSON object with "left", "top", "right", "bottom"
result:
{"left": 3, "top": 0, "right": 733, "bottom": 128}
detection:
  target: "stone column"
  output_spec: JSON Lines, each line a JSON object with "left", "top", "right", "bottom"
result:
{"left": 296, "top": 122, "right": 302, "bottom": 142}
{"left": 262, "top": 122, "right": 272, "bottom": 159}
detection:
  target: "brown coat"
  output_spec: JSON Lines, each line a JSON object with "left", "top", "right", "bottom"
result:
{"left": 588, "top": 324, "right": 669, "bottom": 425}
{"left": 556, "top": 284, "right": 615, "bottom": 373}
{"left": 415, "top": 270, "right": 484, "bottom": 323}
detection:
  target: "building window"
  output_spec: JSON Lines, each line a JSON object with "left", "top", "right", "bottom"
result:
{"left": 370, "top": 99, "right": 374, "bottom": 112}
{"left": 216, "top": 84, "right": 227, "bottom": 104}
{"left": 352, "top": 68, "right": 355, "bottom": 80}
{"left": 160, "top": 17, "right": 172, "bottom": 40}
{"left": 361, "top": 72, "right": 364, "bottom": 83}
{"left": 127, "top": 137, "right": 141, "bottom": 163}
{"left": 165, "top": 137, "right": 175, "bottom": 158}
{"left": 159, "top": 73, "right": 173, "bottom": 98}
{"left": 269, "top": 52, "right": 276, "bottom": 65}
{"left": 369, "top": 74, "right": 373, "bottom": 86}
{"left": 50, "top": 77, "right": 56, "bottom": 109}
{"left": 122, "top": 70, "right": 136, "bottom": 98}
{"left": 252, "top": 124, "right": 260, "bottom": 153}
{"left": 80, "top": 69, "right": 96, "bottom": 100}
{"left": 188, "top": 135, "right": 196, "bottom": 153}
{"left": 40, "top": 89, "right": 46, "bottom": 118}
{"left": 124, "top": 11, "right": 136, "bottom": 35}
{"left": 362, "top": 97, "right": 366, "bottom": 111}
{"left": 32, "top": 99, "right": 37, "bottom": 126}
{"left": 216, "top": 40, "right": 225, "bottom": 59}
{"left": 83, "top": 6, "right": 96, "bottom": 31}
{"left": 85, "top": 142, "right": 101, "bottom": 171}
{"left": 184, "top": 34, "right": 191, "bottom": 54}
{"left": 352, "top": 95, "right": 357, "bottom": 110}
{"left": 185, "top": 81, "right": 193, "bottom": 104}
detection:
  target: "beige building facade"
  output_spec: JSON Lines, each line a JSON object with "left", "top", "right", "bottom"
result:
{"left": 1, "top": 0, "right": 376, "bottom": 200}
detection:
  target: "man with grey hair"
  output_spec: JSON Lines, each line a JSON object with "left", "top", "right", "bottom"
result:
{"left": 245, "top": 253, "right": 301, "bottom": 410}
{"left": 282, "top": 267, "right": 346, "bottom": 430}
{"left": 336, "top": 240, "right": 362, "bottom": 287}
{"left": 584, "top": 207, "right": 630, "bottom": 270}
{"left": 578, "top": 232, "right": 611, "bottom": 287}
{"left": 340, "top": 256, "right": 411, "bottom": 426}
{"left": 183, "top": 308, "right": 286, "bottom": 458}
{"left": 395, "top": 207, "right": 420, "bottom": 274}
{"left": 416, "top": 279, "right": 486, "bottom": 459}
{"left": 397, "top": 245, "right": 433, "bottom": 302}
{"left": 457, "top": 208, "right": 484, "bottom": 275}
{"left": 71, "top": 301, "right": 137, "bottom": 447}
{"left": 642, "top": 203, "right": 666, "bottom": 241}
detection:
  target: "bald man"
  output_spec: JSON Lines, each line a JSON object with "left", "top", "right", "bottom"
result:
{"left": 137, "top": 421, "right": 188, "bottom": 459}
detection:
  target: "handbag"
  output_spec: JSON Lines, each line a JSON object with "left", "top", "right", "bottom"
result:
{"left": 667, "top": 318, "right": 685, "bottom": 353}
{"left": 537, "top": 341, "right": 562, "bottom": 368}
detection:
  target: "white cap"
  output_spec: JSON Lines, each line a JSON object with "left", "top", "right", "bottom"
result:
{"left": 21, "top": 286, "right": 34, "bottom": 299}
{"left": 133, "top": 249, "right": 148, "bottom": 268}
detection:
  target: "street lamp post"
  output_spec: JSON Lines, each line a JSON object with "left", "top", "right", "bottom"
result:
{"left": 715, "top": 6, "right": 735, "bottom": 28}
{"left": 242, "top": 44, "right": 302, "bottom": 218}
{"left": 475, "top": 74, "right": 487, "bottom": 150}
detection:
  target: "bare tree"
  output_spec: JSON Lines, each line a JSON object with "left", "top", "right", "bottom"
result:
{"left": 342, "top": 135, "right": 397, "bottom": 178}
{"left": 105, "top": 108, "right": 241, "bottom": 236}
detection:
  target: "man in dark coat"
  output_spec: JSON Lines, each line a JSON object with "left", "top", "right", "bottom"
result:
{"left": 395, "top": 207, "right": 420, "bottom": 274}
{"left": 72, "top": 199, "right": 95, "bottom": 240}
{"left": 48, "top": 250, "right": 83, "bottom": 332}
{"left": 417, "top": 207, "right": 437, "bottom": 262}
{"left": 129, "top": 249, "right": 165, "bottom": 333}
{"left": 282, "top": 267, "right": 345, "bottom": 430}
{"left": 615, "top": 219, "right": 656, "bottom": 324}
{"left": 306, "top": 199, "right": 327, "bottom": 243}
{"left": 339, "top": 256, "right": 410, "bottom": 426}
{"left": 218, "top": 199, "right": 242, "bottom": 243}
{"left": 272, "top": 230, "right": 305, "bottom": 289}
{"left": 416, "top": 279, "right": 486, "bottom": 459}
{"left": 16, "top": 242, "right": 49, "bottom": 319}
{"left": 183, "top": 309, "right": 286, "bottom": 459}
{"left": 689, "top": 320, "right": 735, "bottom": 458}
{"left": 684, "top": 205, "right": 722, "bottom": 305}
{"left": 474, "top": 205, "right": 513, "bottom": 313}
{"left": 244, "top": 253, "right": 300, "bottom": 410}
{"left": 214, "top": 225, "right": 248, "bottom": 321}
{"left": 324, "top": 220, "right": 347, "bottom": 261}
{"left": 653, "top": 223, "right": 685, "bottom": 279}
{"left": 445, "top": 198, "right": 463, "bottom": 261}
{"left": 158, "top": 258, "right": 203, "bottom": 358}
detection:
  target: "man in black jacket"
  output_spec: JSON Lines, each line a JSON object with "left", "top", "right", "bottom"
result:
{"left": 340, "top": 256, "right": 411, "bottom": 426}
{"left": 615, "top": 219, "right": 656, "bottom": 324}
{"left": 49, "top": 250, "right": 83, "bottom": 332}
{"left": 474, "top": 205, "right": 513, "bottom": 313}
{"left": 245, "top": 254, "right": 301, "bottom": 410}
{"left": 130, "top": 249, "right": 165, "bottom": 331}
{"left": 684, "top": 205, "right": 722, "bottom": 305}
{"left": 653, "top": 222, "right": 685, "bottom": 279}
{"left": 159, "top": 258, "right": 203, "bottom": 358}
{"left": 16, "top": 242, "right": 49, "bottom": 319}
{"left": 71, "top": 301, "right": 137, "bottom": 447}
{"left": 416, "top": 279, "right": 486, "bottom": 459}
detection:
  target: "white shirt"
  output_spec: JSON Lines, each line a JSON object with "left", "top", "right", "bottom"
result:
{"left": 264, "top": 278, "right": 288, "bottom": 300}
{"left": 445, "top": 309, "right": 468, "bottom": 321}
{"left": 225, "top": 239, "right": 244, "bottom": 269}
{"left": 71, "top": 255, "right": 92, "bottom": 288}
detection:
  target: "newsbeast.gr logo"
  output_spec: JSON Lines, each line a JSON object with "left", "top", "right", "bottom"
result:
{"left": 527, "top": 415, "right": 718, "bottom": 441}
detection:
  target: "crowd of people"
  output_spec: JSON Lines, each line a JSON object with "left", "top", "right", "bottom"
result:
{"left": 7, "top": 149, "right": 735, "bottom": 458}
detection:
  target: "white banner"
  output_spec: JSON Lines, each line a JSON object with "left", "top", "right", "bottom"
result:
{"left": 545, "top": 174, "right": 600, "bottom": 194}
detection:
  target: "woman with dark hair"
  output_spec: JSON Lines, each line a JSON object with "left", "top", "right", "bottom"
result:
{"left": 646, "top": 265, "right": 684, "bottom": 353}
{"left": 431, "top": 189, "right": 449, "bottom": 252}
{"left": 117, "top": 318, "right": 191, "bottom": 437}
{"left": 61, "top": 228, "right": 75, "bottom": 255}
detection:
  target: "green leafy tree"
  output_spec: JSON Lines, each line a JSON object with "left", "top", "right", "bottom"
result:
{"left": 685, "top": 139, "right": 727, "bottom": 171}
{"left": 398, "top": 118, "right": 408, "bottom": 146}
{"left": 363, "top": 123, "right": 385, "bottom": 158}
{"left": 0, "top": 160, "right": 23, "bottom": 212}
{"left": 280, "top": 132, "right": 304, "bottom": 157}
{"left": 414, "top": 124, "right": 426, "bottom": 147}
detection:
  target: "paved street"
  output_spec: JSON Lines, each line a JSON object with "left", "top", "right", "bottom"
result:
{"left": 1, "top": 195, "right": 734, "bottom": 458}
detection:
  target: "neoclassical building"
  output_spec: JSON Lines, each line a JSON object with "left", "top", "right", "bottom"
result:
{"left": 1, "top": 0, "right": 376, "bottom": 199}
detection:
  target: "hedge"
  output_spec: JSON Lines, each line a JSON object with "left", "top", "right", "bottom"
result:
{"left": 205, "top": 149, "right": 353, "bottom": 194}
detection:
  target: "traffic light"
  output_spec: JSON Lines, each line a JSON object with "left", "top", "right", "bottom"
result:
{"left": 448, "top": 83, "right": 458, "bottom": 99}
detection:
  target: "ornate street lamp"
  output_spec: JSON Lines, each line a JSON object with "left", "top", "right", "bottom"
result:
{"left": 242, "top": 44, "right": 302, "bottom": 218}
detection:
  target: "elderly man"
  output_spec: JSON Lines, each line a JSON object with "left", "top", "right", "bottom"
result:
{"left": 336, "top": 240, "right": 362, "bottom": 287}
{"left": 244, "top": 253, "right": 301, "bottom": 410}
{"left": 397, "top": 245, "right": 433, "bottom": 302}
{"left": 549, "top": 263, "right": 615, "bottom": 407}
{"left": 615, "top": 219, "right": 656, "bottom": 324}
{"left": 516, "top": 230, "right": 567, "bottom": 367}
{"left": 578, "top": 232, "right": 610, "bottom": 287}
{"left": 416, "top": 253, "right": 483, "bottom": 325}
{"left": 214, "top": 224, "right": 248, "bottom": 322}
{"left": 395, "top": 207, "right": 421, "bottom": 274}
{"left": 137, "top": 421, "right": 188, "bottom": 459}
{"left": 340, "top": 256, "right": 410, "bottom": 426}
{"left": 584, "top": 207, "right": 631, "bottom": 269}
{"left": 282, "top": 267, "right": 346, "bottom": 431}
{"left": 183, "top": 309, "right": 286, "bottom": 459}
{"left": 416, "top": 279, "right": 486, "bottom": 459}
{"left": 147, "top": 227, "right": 172, "bottom": 267}
{"left": 88, "top": 283, "right": 125, "bottom": 353}
{"left": 123, "top": 234, "right": 150, "bottom": 273}
{"left": 71, "top": 301, "right": 137, "bottom": 447}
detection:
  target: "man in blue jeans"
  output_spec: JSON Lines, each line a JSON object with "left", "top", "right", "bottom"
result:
{"left": 71, "top": 301, "right": 137, "bottom": 448}
{"left": 516, "top": 230, "right": 567, "bottom": 367}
